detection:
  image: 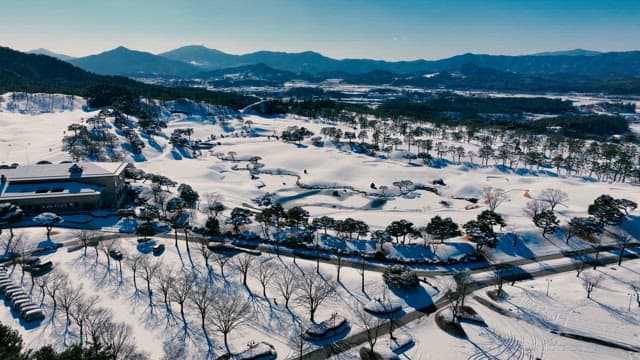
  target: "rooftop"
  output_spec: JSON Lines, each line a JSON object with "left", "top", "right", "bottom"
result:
{"left": 0, "top": 162, "right": 127, "bottom": 182}
{"left": 0, "top": 181, "right": 103, "bottom": 201}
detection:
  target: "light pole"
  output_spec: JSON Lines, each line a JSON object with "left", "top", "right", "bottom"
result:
{"left": 628, "top": 292, "right": 636, "bottom": 312}
{"left": 546, "top": 278, "right": 552, "bottom": 297}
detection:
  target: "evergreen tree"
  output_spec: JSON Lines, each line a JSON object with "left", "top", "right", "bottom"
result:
{"left": 426, "top": 216, "right": 461, "bottom": 243}
{"left": 533, "top": 210, "right": 560, "bottom": 239}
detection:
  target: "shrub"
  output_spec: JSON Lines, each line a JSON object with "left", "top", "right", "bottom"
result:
{"left": 382, "top": 265, "right": 419, "bottom": 289}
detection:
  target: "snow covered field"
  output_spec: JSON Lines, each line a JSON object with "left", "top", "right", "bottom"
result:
{"left": 391, "top": 259, "right": 640, "bottom": 360}
{"left": 1, "top": 92, "right": 639, "bottom": 359}
{"left": 0, "top": 233, "right": 440, "bottom": 359}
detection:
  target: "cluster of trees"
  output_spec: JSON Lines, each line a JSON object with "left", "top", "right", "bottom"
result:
{"left": 267, "top": 105, "right": 638, "bottom": 184}
{"left": 6, "top": 266, "right": 148, "bottom": 359}
{"left": 0, "top": 320, "right": 120, "bottom": 360}
{"left": 378, "top": 93, "right": 575, "bottom": 119}
{"left": 526, "top": 190, "right": 637, "bottom": 243}
{"left": 63, "top": 113, "right": 121, "bottom": 162}
{"left": 281, "top": 126, "right": 314, "bottom": 143}
{"left": 258, "top": 93, "right": 633, "bottom": 143}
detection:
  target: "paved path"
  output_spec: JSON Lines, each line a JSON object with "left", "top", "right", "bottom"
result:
{"left": 299, "top": 249, "right": 640, "bottom": 359}
{"left": 11, "top": 229, "right": 640, "bottom": 359}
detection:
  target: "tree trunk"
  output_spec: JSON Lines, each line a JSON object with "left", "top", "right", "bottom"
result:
{"left": 619, "top": 245, "right": 625, "bottom": 266}
{"left": 224, "top": 332, "right": 231, "bottom": 354}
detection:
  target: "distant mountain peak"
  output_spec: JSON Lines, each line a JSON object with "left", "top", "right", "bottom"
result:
{"left": 531, "top": 49, "right": 601, "bottom": 57}
{"left": 69, "top": 46, "right": 200, "bottom": 77}
{"left": 27, "top": 48, "right": 75, "bottom": 61}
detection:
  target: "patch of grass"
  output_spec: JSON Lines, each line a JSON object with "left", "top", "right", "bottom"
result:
{"left": 487, "top": 289, "right": 509, "bottom": 301}
{"left": 435, "top": 310, "right": 467, "bottom": 338}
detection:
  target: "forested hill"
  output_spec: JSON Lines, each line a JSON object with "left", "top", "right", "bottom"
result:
{"left": 0, "top": 46, "right": 257, "bottom": 109}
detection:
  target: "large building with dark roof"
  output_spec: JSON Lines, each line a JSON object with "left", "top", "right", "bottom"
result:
{"left": 0, "top": 162, "right": 128, "bottom": 213}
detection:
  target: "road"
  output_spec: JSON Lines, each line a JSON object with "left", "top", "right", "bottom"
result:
{"left": 298, "top": 247, "right": 640, "bottom": 359}
{"left": 11, "top": 229, "right": 639, "bottom": 359}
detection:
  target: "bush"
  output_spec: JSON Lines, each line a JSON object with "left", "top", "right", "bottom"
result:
{"left": 382, "top": 265, "right": 419, "bottom": 289}
{"left": 359, "top": 347, "right": 384, "bottom": 360}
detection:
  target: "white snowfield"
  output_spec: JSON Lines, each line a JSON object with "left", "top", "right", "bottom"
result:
{"left": 0, "top": 92, "right": 639, "bottom": 359}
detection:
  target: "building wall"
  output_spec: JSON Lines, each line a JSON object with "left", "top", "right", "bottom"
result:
{"left": 10, "top": 195, "right": 100, "bottom": 213}
{"left": 2, "top": 173, "right": 126, "bottom": 213}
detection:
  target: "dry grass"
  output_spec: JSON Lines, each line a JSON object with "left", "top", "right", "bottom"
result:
{"left": 487, "top": 289, "right": 509, "bottom": 301}
{"left": 435, "top": 310, "right": 467, "bottom": 338}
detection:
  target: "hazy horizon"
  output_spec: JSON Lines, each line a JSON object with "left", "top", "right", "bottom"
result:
{"left": 1, "top": 0, "right": 639, "bottom": 61}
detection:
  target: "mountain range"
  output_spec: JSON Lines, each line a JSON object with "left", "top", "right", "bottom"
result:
{"left": 52, "top": 45, "right": 640, "bottom": 80}
{"left": 0, "top": 46, "right": 256, "bottom": 109}
{"left": 7, "top": 45, "right": 640, "bottom": 94}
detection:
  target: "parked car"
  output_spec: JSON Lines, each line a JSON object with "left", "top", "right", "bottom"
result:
{"left": 28, "top": 261, "right": 53, "bottom": 276}
{"left": 22, "top": 308, "right": 45, "bottom": 322}
{"left": 12, "top": 298, "right": 33, "bottom": 311}
{"left": 152, "top": 244, "right": 165, "bottom": 254}
{"left": 19, "top": 304, "right": 40, "bottom": 317}
{"left": 0, "top": 283, "right": 19, "bottom": 295}
{"left": 5, "top": 288, "right": 27, "bottom": 300}
{"left": 109, "top": 250, "right": 124, "bottom": 261}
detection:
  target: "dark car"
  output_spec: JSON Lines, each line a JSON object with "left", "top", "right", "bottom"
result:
{"left": 152, "top": 244, "right": 165, "bottom": 254}
{"left": 108, "top": 250, "right": 124, "bottom": 261}
{"left": 29, "top": 261, "right": 53, "bottom": 276}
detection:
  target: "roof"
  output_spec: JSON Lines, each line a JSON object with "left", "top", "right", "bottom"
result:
{"left": 0, "top": 162, "right": 127, "bottom": 182}
{"left": 0, "top": 181, "right": 103, "bottom": 201}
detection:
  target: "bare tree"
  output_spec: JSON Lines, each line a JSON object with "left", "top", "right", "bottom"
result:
{"left": 581, "top": 272, "right": 603, "bottom": 299}
{"left": 98, "top": 240, "right": 117, "bottom": 272}
{"left": 482, "top": 187, "right": 509, "bottom": 212}
{"left": 253, "top": 259, "right": 277, "bottom": 298}
{"left": 456, "top": 273, "right": 471, "bottom": 309}
{"left": 447, "top": 290, "right": 463, "bottom": 323}
{"left": 292, "top": 329, "right": 309, "bottom": 360}
{"left": 57, "top": 281, "right": 83, "bottom": 335}
{"left": 274, "top": 266, "right": 299, "bottom": 309}
{"left": 539, "top": 188, "right": 569, "bottom": 212}
{"left": 207, "top": 288, "right": 251, "bottom": 354}
{"left": 524, "top": 199, "right": 549, "bottom": 218}
{"left": 154, "top": 268, "right": 176, "bottom": 322}
{"left": 614, "top": 231, "right": 634, "bottom": 266}
{"left": 85, "top": 307, "right": 112, "bottom": 349}
{"left": 139, "top": 257, "right": 161, "bottom": 309}
{"left": 353, "top": 304, "right": 384, "bottom": 353}
{"left": 126, "top": 254, "right": 145, "bottom": 293}
{"left": 335, "top": 253, "right": 343, "bottom": 282}
{"left": 101, "top": 320, "right": 144, "bottom": 359}
{"left": 171, "top": 273, "right": 196, "bottom": 330}
{"left": 296, "top": 270, "right": 336, "bottom": 323}
{"left": 213, "top": 253, "right": 232, "bottom": 280}
{"left": 197, "top": 241, "right": 212, "bottom": 280}
{"left": 73, "top": 229, "right": 96, "bottom": 257}
{"left": 231, "top": 253, "right": 256, "bottom": 288}
{"left": 69, "top": 294, "right": 99, "bottom": 348}
{"left": 493, "top": 270, "right": 505, "bottom": 298}
{"left": 573, "top": 258, "right": 586, "bottom": 278}
{"left": 189, "top": 280, "right": 218, "bottom": 348}
{"left": 44, "top": 270, "right": 68, "bottom": 317}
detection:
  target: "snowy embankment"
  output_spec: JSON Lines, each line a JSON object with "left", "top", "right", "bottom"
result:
{"left": 0, "top": 232, "right": 442, "bottom": 359}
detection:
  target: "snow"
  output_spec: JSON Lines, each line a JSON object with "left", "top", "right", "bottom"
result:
{"left": 396, "top": 259, "right": 640, "bottom": 360}
{"left": 0, "top": 231, "right": 439, "bottom": 359}
{"left": 1, "top": 92, "right": 639, "bottom": 358}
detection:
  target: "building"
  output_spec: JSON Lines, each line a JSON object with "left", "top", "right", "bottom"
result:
{"left": 0, "top": 162, "right": 128, "bottom": 213}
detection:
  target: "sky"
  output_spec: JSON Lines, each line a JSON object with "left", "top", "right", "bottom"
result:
{"left": 1, "top": 0, "right": 639, "bottom": 61}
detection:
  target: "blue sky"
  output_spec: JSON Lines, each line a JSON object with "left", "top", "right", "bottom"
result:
{"left": 1, "top": 0, "right": 639, "bottom": 60}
